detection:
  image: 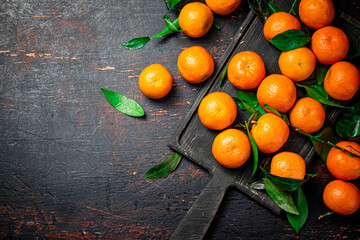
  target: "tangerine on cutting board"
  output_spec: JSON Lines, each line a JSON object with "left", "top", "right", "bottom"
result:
{"left": 299, "top": 0, "right": 335, "bottom": 30}
{"left": 257, "top": 74, "right": 297, "bottom": 113}
{"left": 263, "top": 12, "right": 301, "bottom": 40}
{"left": 323, "top": 180, "right": 360, "bottom": 215}
{"left": 212, "top": 128, "right": 251, "bottom": 168}
{"left": 138, "top": 64, "right": 173, "bottom": 99}
{"left": 311, "top": 26, "right": 349, "bottom": 65}
{"left": 324, "top": 61, "right": 360, "bottom": 101}
{"left": 270, "top": 151, "right": 306, "bottom": 180}
{"left": 227, "top": 51, "right": 266, "bottom": 90}
{"left": 179, "top": 2, "right": 214, "bottom": 38}
{"left": 251, "top": 113, "right": 289, "bottom": 154}
{"left": 278, "top": 46, "right": 316, "bottom": 82}
{"left": 198, "top": 92, "right": 237, "bottom": 130}
{"left": 326, "top": 141, "right": 360, "bottom": 181}
{"left": 177, "top": 46, "right": 215, "bottom": 84}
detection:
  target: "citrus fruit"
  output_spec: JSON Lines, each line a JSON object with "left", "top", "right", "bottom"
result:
{"left": 311, "top": 26, "right": 349, "bottom": 65}
{"left": 326, "top": 141, "right": 360, "bottom": 181}
{"left": 263, "top": 12, "right": 301, "bottom": 40}
{"left": 212, "top": 128, "right": 251, "bottom": 168}
{"left": 289, "top": 97, "right": 326, "bottom": 134}
{"left": 278, "top": 46, "right": 316, "bottom": 82}
{"left": 227, "top": 51, "right": 266, "bottom": 89}
{"left": 177, "top": 46, "right": 215, "bottom": 84}
{"left": 138, "top": 64, "right": 173, "bottom": 99}
{"left": 299, "top": 0, "right": 335, "bottom": 30}
{"left": 323, "top": 180, "right": 360, "bottom": 215}
{"left": 270, "top": 151, "right": 306, "bottom": 180}
{"left": 257, "top": 74, "right": 297, "bottom": 113}
{"left": 179, "top": 2, "right": 214, "bottom": 38}
{"left": 198, "top": 92, "right": 237, "bottom": 130}
{"left": 205, "top": 0, "right": 242, "bottom": 15}
{"left": 324, "top": 61, "right": 360, "bottom": 101}
{"left": 251, "top": 113, "right": 290, "bottom": 153}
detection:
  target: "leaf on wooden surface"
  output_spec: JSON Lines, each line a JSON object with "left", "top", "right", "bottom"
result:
{"left": 270, "top": 29, "right": 310, "bottom": 51}
{"left": 315, "top": 65, "right": 330, "bottom": 85}
{"left": 250, "top": 179, "right": 265, "bottom": 190}
{"left": 145, "top": 153, "right": 182, "bottom": 179}
{"left": 101, "top": 88, "right": 145, "bottom": 117}
{"left": 268, "top": 2, "right": 285, "bottom": 14}
{"left": 121, "top": 37, "right": 150, "bottom": 50}
{"left": 248, "top": 0, "right": 271, "bottom": 22}
{"left": 336, "top": 102, "right": 360, "bottom": 138}
{"left": 311, "top": 127, "right": 339, "bottom": 162}
{"left": 264, "top": 104, "right": 290, "bottom": 122}
{"left": 219, "top": 65, "right": 228, "bottom": 87}
{"left": 151, "top": 17, "right": 180, "bottom": 39}
{"left": 164, "top": 14, "right": 182, "bottom": 32}
{"left": 261, "top": 167, "right": 302, "bottom": 192}
{"left": 234, "top": 90, "right": 266, "bottom": 118}
{"left": 287, "top": 187, "right": 308, "bottom": 233}
{"left": 245, "top": 112, "right": 259, "bottom": 181}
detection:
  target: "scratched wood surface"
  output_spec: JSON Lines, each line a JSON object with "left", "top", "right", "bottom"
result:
{"left": 0, "top": 0, "right": 359, "bottom": 239}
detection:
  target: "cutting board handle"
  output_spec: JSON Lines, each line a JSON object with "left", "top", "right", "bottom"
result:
{"left": 170, "top": 170, "right": 230, "bottom": 240}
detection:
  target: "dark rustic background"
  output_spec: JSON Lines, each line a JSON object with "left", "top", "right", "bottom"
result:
{"left": 0, "top": 0, "right": 359, "bottom": 239}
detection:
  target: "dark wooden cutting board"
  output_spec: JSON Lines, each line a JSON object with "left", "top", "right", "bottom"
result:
{"left": 168, "top": 0, "right": 360, "bottom": 239}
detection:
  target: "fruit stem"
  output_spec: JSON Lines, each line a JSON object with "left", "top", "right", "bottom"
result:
{"left": 291, "top": 125, "right": 360, "bottom": 159}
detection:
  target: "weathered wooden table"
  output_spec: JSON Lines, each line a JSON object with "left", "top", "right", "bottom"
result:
{"left": 1, "top": 0, "right": 359, "bottom": 239}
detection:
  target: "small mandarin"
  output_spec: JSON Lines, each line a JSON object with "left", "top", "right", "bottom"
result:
{"left": 263, "top": 12, "right": 301, "bottom": 40}
{"left": 299, "top": 0, "right": 335, "bottom": 30}
{"left": 177, "top": 46, "right": 215, "bottom": 84}
{"left": 205, "top": 0, "right": 242, "bottom": 15}
{"left": 251, "top": 113, "right": 289, "bottom": 154}
{"left": 289, "top": 97, "right": 326, "bottom": 134}
{"left": 278, "top": 46, "right": 316, "bottom": 82}
{"left": 311, "top": 26, "right": 349, "bottom": 65}
{"left": 257, "top": 74, "right": 297, "bottom": 113}
{"left": 323, "top": 180, "right": 360, "bottom": 215}
{"left": 326, "top": 141, "right": 360, "bottom": 181}
{"left": 179, "top": 2, "right": 214, "bottom": 38}
{"left": 138, "top": 64, "right": 173, "bottom": 99}
{"left": 198, "top": 92, "right": 237, "bottom": 130}
{"left": 324, "top": 61, "right": 360, "bottom": 101}
{"left": 212, "top": 128, "right": 251, "bottom": 168}
{"left": 227, "top": 51, "right": 266, "bottom": 89}
{"left": 270, "top": 152, "right": 306, "bottom": 180}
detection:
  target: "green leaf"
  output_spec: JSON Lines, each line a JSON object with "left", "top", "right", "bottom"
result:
{"left": 121, "top": 37, "right": 150, "bottom": 50}
{"left": 219, "top": 65, "right": 228, "bottom": 87}
{"left": 245, "top": 113, "right": 259, "bottom": 181}
{"left": 315, "top": 65, "right": 330, "bottom": 85}
{"left": 250, "top": 180, "right": 265, "bottom": 190}
{"left": 101, "top": 88, "right": 145, "bottom": 117}
{"left": 167, "top": 0, "right": 185, "bottom": 11}
{"left": 270, "top": 29, "right": 310, "bottom": 51}
{"left": 164, "top": 14, "right": 182, "bottom": 32}
{"left": 213, "top": 20, "right": 220, "bottom": 30}
{"left": 261, "top": 167, "right": 303, "bottom": 192}
{"left": 311, "top": 127, "right": 339, "bottom": 162}
{"left": 348, "top": 47, "right": 360, "bottom": 60}
{"left": 264, "top": 104, "right": 290, "bottom": 122}
{"left": 268, "top": 2, "right": 285, "bottom": 14}
{"left": 235, "top": 90, "right": 267, "bottom": 117}
{"left": 296, "top": 84, "right": 351, "bottom": 109}
{"left": 248, "top": 0, "right": 271, "bottom": 22}
{"left": 145, "top": 153, "right": 182, "bottom": 179}
{"left": 264, "top": 178, "right": 299, "bottom": 215}
{"left": 287, "top": 187, "right": 308, "bottom": 233}
{"left": 336, "top": 103, "right": 360, "bottom": 138}
{"left": 151, "top": 17, "right": 180, "bottom": 39}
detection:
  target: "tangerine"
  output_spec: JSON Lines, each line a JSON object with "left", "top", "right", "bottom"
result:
{"left": 227, "top": 51, "right": 266, "bottom": 89}
{"left": 205, "top": 0, "right": 242, "bottom": 15}
{"left": 177, "top": 46, "right": 215, "bottom": 84}
{"left": 311, "top": 26, "right": 349, "bottom": 65}
{"left": 270, "top": 151, "right": 306, "bottom": 180}
{"left": 179, "top": 2, "right": 214, "bottom": 38}
{"left": 138, "top": 64, "right": 173, "bottom": 99}
{"left": 257, "top": 74, "right": 297, "bottom": 113}
{"left": 324, "top": 61, "right": 360, "bottom": 101}
{"left": 251, "top": 113, "right": 290, "bottom": 154}
{"left": 263, "top": 12, "right": 301, "bottom": 40}
{"left": 278, "top": 46, "right": 316, "bottom": 82}
{"left": 299, "top": 0, "right": 335, "bottom": 30}
{"left": 326, "top": 141, "right": 360, "bottom": 181}
{"left": 198, "top": 92, "right": 237, "bottom": 130}
{"left": 323, "top": 180, "right": 360, "bottom": 215}
{"left": 212, "top": 128, "right": 251, "bottom": 168}
{"left": 289, "top": 97, "right": 326, "bottom": 134}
